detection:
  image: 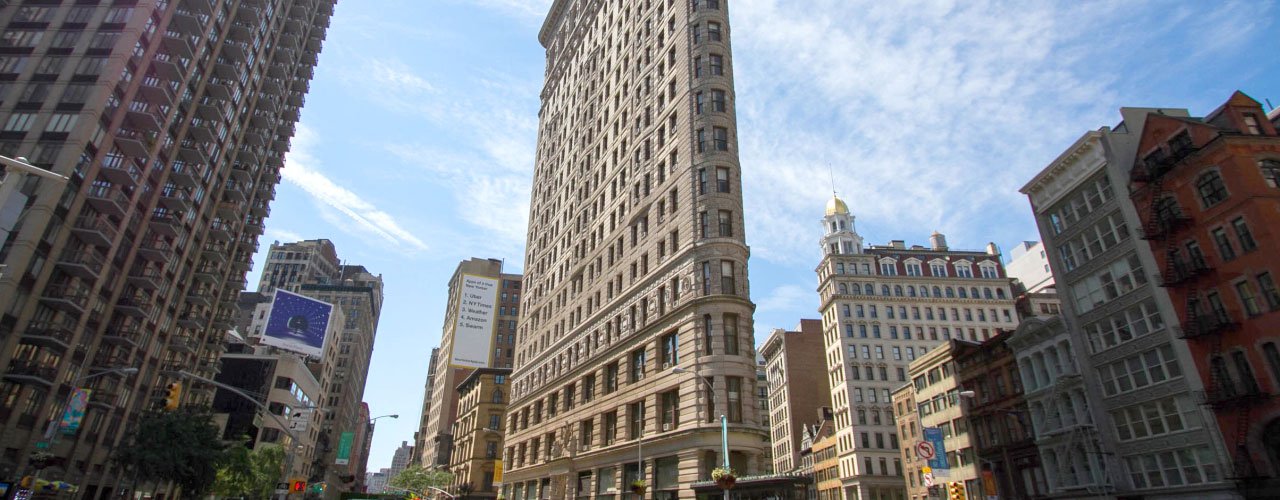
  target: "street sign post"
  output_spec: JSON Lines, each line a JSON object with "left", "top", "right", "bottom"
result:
{"left": 915, "top": 441, "right": 936, "bottom": 460}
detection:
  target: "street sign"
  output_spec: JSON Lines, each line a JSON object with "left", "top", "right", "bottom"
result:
{"left": 923, "top": 472, "right": 934, "bottom": 487}
{"left": 915, "top": 441, "right": 936, "bottom": 460}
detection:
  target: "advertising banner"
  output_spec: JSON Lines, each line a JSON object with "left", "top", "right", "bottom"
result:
{"left": 261, "top": 289, "right": 334, "bottom": 358}
{"left": 922, "top": 427, "right": 949, "bottom": 471}
{"left": 450, "top": 274, "right": 500, "bottom": 368}
{"left": 335, "top": 431, "right": 355, "bottom": 465}
{"left": 58, "top": 388, "right": 92, "bottom": 434}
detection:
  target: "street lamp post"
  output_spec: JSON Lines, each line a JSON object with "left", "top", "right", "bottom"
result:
{"left": 671, "top": 367, "right": 730, "bottom": 500}
{"left": 0, "top": 155, "right": 69, "bottom": 274}
{"left": 24, "top": 367, "right": 139, "bottom": 494}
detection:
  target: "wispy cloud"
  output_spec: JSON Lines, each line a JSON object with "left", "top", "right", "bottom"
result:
{"left": 282, "top": 125, "right": 430, "bottom": 253}
{"left": 756, "top": 283, "right": 818, "bottom": 326}
{"left": 264, "top": 227, "right": 304, "bottom": 244}
{"left": 730, "top": 0, "right": 1272, "bottom": 266}
{"left": 459, "top": 0, "right": 553, "bottom": 23}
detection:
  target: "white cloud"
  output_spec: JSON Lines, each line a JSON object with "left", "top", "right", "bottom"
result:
{"left": 282, "top": 125, "right": 430, "bottom": 253}
{"left": 461, "top": 0, "right": 553, "bottom": 23}
{"left": 756, "top": 284, "right": 816, "bottom": 322}
{"left": 264, "top": 227, "right": 304, "bottom": 244}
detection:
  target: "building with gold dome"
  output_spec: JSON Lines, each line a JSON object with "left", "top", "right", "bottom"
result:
{"left": 813, "top": 195, "right": 1018, "bottom": 500}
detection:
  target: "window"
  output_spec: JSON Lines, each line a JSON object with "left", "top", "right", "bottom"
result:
{"left": 605, "top": 362, "right": 619, "bottom": 393}
{"left": 716, "top": 166, "right": 730, "bottom": 192}
{"left": 629, "top": 401, "right": 645, "bottom": 439}
{"left": 604, "top": 411, "right": 618, "bottom": 444}
{"left": 1243, "top": 114, "right": 1263, "bottom": 135}
{"left": 708, "top": 22, "right": 722, "bottom": 41}
{"left": 880, "top": 262, "right": 896, "bottom": 275}
{"left": 660, "top": 332, "right": 678, "bottom": 368}
{"left": 696, "top": 128, "right": 706, "bottom": 153}
{"left": 720, "top": 260, "right": 736, "bottom": 295}
{"left": 723, "top": 313, "right": 739, "bottom": 355}
{"left": 3, "top": 113, "right": 36, "bottom": 132}
{"left": 1262, "top": 343, "right": 1280, "bottom": 387}
{"left": 906, "top": 262, "right": 922, "bottom": 276}
{"left": 713, "top": 127, "right": 728, "bottom": 151}
{"left": 1261, "top": 159, "right": 1280, "bottom": 189}
{"left": 695, "top": 91, "right": 705, "bottom": 113}
{"left": 1212, "top": 228, "right": 1236, "bottom": 261}
{"left": 711, "top": 90, "right": 726, "bottom": 112}
{"left": 718, "top": 210, "right": 733, "bottom": 237}
{"left": 1236, "top": 281, "right": 1262, "bottom": 316}
{"left": 726, "top": 377, "right": 743, "bottom": 422}
{"left": 1258, "top": 272, "right": 1280, "bottom": 310}
{"left": 1196, "top": 171, "right": 1228, "bottom": 207}
{"left": 660, "top": 390, "right": 679, "bottom": 430}
{"left": 631, "top": 349, "right": 647, "bottom": 382}
{"left": 709, "top": 54, "right": 724, "bottom": 75}
{"left": 1231, "top": 217, "right": 1257, "bottom": 252}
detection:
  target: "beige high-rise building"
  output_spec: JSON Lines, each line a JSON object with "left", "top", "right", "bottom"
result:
{"left": 762, "top": 320, "right": 831, "bottom": 474}
{"left": 816, "top": 196, "right": 1018, "bottom": 500}
{"left": 417, "top": 258, "right": 521, "bottom": 467}
{"left": 502, "top": 1, "right": 767, "bottom": 498}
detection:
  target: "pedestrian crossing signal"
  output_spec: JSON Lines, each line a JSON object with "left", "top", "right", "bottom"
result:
{"left": 291, "top": 480, "right": 306, "bottom": 492}
{"left": 164, "top": 382, "right": 182, "bottom": 411}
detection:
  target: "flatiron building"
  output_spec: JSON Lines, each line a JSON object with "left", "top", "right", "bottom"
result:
{"left": 502, "top": 1, "right": 768, "bottom": 498}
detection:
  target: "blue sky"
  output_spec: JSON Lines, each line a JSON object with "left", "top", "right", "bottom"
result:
{"left": 243, "top": 0, "right": 1280, "bottom": 470}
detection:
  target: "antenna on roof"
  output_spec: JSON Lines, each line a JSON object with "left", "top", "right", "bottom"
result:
{"left": 1266, "top": 98, "right": 1274, "bottom": 111}
{"left": 827, "top": 163, "right": 837, "bottom": 197}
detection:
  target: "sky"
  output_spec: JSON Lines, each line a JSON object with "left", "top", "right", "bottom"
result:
{"left": 242, "top": 0, "right": 1280, "bottom": 471}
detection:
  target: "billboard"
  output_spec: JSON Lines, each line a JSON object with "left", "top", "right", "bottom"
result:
{"left": 450, "top": 274, "right": 499, "bottom": 368}
{"left": 335, "top": 431, "right": 355, "bottom": 465}
{"left": 58, "top": 388, "right": 92, "bottom": 434}
{"left": 923, "top": 427, "right": 950, "bottom": 471}
{"left": 261, "top": 289, "right": 334, "bottom": 358}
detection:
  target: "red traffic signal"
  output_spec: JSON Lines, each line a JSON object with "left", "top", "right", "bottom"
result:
{"left": 291, "top": 480, "right": 306, "bottom": 492}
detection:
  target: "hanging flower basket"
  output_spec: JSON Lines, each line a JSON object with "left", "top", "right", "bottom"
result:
{"left": 630, "top": 480, "right": 647, "bottom": 495}
{"left": 711, "top": 467, "right": 737, "bottom": 489}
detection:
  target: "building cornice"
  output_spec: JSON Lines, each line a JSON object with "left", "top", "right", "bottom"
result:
{"left": 538, "top": 0, "right": 570, "bottom": 48}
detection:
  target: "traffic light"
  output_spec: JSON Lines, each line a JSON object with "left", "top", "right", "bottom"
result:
{"left": 290, "top": 480, "right": 306, "bottom": 492}
{"left": 164, "top": 382, "right": 182, "bottom": 411}
{"left": 948, "top": 482, "right": 966, "bottom": 500}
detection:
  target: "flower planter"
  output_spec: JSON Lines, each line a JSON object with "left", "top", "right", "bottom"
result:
{"left": 630, "top": 485, "right": 646, "bottom": 495}
{"left": 715, "top": 476, "right": 736, "bottom": 490}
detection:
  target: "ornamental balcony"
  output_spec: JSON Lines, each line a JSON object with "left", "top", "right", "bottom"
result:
{"left": 71, "top": 215, "right": 119, "bottom": 248}
{"left": 85, "top": 185, "right": 130, "bottom": 218}
{"left": 2, "top": 361, "right": 57, "bottom": 386}
{"left": 55, "top": 247, "right": 105, "bottom": 280}
{"left": 21, "top": 321, "right": 75, "bottom": 350}
{"left": 40, "top": 283, "right": 91, "bottom": 314}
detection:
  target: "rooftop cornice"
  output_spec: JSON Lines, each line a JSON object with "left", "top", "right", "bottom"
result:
{"left": 1020, "top": 129, "right": 1106, "bottom": 196}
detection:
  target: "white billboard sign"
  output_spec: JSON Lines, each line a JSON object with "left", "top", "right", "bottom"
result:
{"left": 450, "top": 274, "right": 499, "bottom": 368}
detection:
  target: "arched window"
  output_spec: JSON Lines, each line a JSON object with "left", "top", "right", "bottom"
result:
{"left": 1260, "top": 159, "right": 1280, "bottom": 188}
{"left": 970, "top": 287, "right": 980, "bottom": 298}
{"left": 1196, "top": 170, "right": 1229, "bottom": 207}
{"left": 1154, "top": 196, "right": 1182, "bottom": 223}
{"left": 493, "top": 389, "right": 504, "bottom": 404}
{"left": 838, "top": 283, "right": 847, "bottom": 294}
{"left": 865, "top": 284, "right": 874, "bottom": 295}
{"left": 983, "top": 288, "right": 993, "bottom": 299}
{"left": 945, "top": 287, "right": 955, "bottom": 298}
{"left": 933, "top": 286, "right": 942, "bottom": 297}
{"left": 894, "top": 285, "right": 903, "bottom": 297}
{"left": 907, "top": 286, "right": 917, "bottom": 297}
{"left": 920, "top": 286, "right": 929, "bottom": 298}
{"left": 881, "top": 285, "right": 890, "bottom": 296}
{"left": 996, "top": 288, "right": 1006, "bottom": 299}
{"left": 958, "top": 288, "right": 968, "bottom": 299}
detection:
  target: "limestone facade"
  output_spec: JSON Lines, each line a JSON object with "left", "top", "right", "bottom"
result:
{"left": 503, "top": 1, "right": 767, "bottom": 498}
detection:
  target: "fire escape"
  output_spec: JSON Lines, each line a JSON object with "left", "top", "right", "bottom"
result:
{"left": 1133, "top": 132, "right": 1266, "bottom": 481}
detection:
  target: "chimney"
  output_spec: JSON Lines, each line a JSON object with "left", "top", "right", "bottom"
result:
{"left": 986, "top": 242, "right": 1001, "bottom": 256}
{"left": 890, "top": 240, "right": 905, "bottom": 249}
{"left": 930, "top": 231, "right": 948, "bottom": 251}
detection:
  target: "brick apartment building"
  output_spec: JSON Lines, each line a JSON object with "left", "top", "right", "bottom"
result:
{"left": 1129, "top": 91, "right": 1280, "bottom": 496}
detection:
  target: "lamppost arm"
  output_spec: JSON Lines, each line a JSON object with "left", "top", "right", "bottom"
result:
{"left": 0, "top": 155, "right": 69, "bottom": 182}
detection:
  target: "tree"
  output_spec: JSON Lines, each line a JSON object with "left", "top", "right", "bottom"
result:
{"left": 390, "top": 465, "right": 453, "bottom": 497}
{"left": 112, "top": 409, "right": 227, "bottom": 497}
{"left": 213, "top": 440, "right": 284, "bottom": 499}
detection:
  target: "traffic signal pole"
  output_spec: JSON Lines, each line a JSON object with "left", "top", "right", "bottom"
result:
{"left": 177, "top": 370, "right": 309, "bottom": 499}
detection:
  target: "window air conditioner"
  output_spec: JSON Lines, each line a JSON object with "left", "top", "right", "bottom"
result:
{"left": 662, "top": 423, "right": 671, "bottom": 431}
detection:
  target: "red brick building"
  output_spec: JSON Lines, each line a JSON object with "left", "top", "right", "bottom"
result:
{"left": 953, "top": 331, "right": 1045, "bottom": 500}
{"left": 1129, "top": 91, "right": 1280, "bottom": 494}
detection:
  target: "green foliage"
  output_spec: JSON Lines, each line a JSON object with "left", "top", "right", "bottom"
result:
{"left": 389, "top": 465, "right": 454, "bottom": 495}
{"left": 112, "top": 409, "right": 227, "bottom": 497}
{"left": 711, "top": 467, "right": 737, "bottom": 480}
{"left": 213, "top": 440, "right": 284, "bottom": 499}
